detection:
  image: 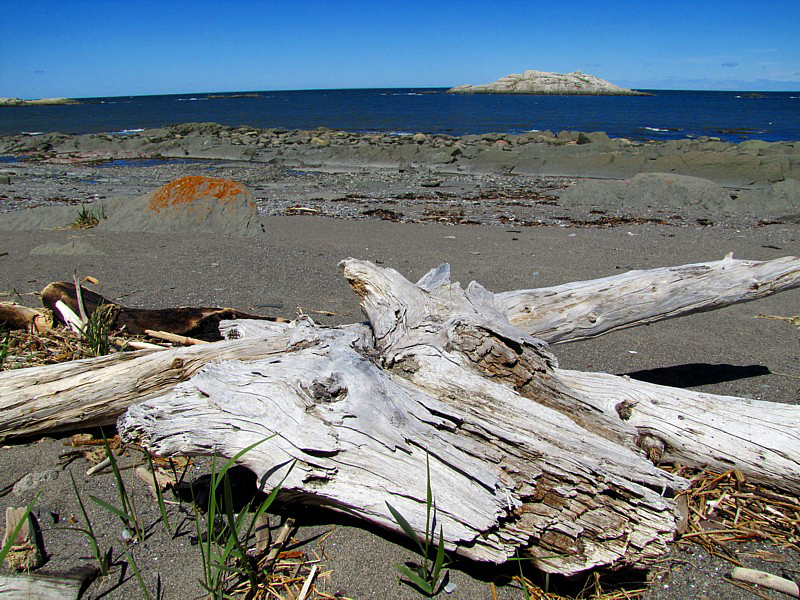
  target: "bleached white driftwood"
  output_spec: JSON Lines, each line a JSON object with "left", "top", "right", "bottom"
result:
{"left": 119, "top": 258, "right": 800, "bottom": 576}
{"left": 497, "top": 254, "right": 800, "bottom": 343}
{"left": 0, "top": 333, "right": 290, "bottom": 439}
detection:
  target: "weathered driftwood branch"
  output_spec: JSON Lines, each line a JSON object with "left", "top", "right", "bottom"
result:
{"left": 497, "top": 254, "right": 800, "bottom": 343}
{"left": 119, "top": 258, "right": 800, "bottom": 576}
{"left": 0, "top": 332, "right": 290, "bottom": 439}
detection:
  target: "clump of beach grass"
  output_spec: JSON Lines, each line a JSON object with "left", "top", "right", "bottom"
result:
{"left": 69, "top": 203, "right": 105, "bottom": 229}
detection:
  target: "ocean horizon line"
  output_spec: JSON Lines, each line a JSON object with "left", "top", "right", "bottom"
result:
{"left": 5, "top": 86, "right": 798, "bottom": 102}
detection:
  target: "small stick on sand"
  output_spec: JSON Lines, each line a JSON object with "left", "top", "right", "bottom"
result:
{"left": 730, "top": 567, "right": 800, "bottom": 597}
{"left": 144, "top": 329, "right": 209, "bottom": 345}
{"left": 296, "top": 564, "right": 318, "bottom": 600}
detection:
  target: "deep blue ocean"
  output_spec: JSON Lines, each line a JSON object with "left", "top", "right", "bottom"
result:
{"left": 1, "top": 88, "right": 798, "bottom": 143}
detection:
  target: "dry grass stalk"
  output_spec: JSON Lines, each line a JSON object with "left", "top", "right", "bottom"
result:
{"left": 224, "top": 546, "right": 338, "bottom": 600}
{"left": 0, "top": 324, "right": 170, "bottom": 372}
{"left": 513, "top": 573, "right": 648, "bottom": 600}
{"left": 669, "top": 466, "right": 800, "bottom": 564}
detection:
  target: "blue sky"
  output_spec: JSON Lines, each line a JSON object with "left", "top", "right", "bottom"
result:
{"left": 1, "top": 0, "right": 798, "bottom": 98}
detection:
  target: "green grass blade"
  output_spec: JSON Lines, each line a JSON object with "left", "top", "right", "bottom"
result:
{"left": 69, "top": 471, "right": 95, "bottom": 539}
{"left": 431, "top": 525, "right": 446, "bottom": 586}
{"left": 516, "top": 550, "right": 531, "bottom": 600}
{"left": 243, "top": 461, "right": 294, "bottom": 541}
{"left": 69, "top": 471, "right": 108, "bottom": 575}
{"left": 386, "top": 501, "right": 425, "bottom": 555}
{"left": 217, "top": 436, "right": 275, "bottom": 480}
{"left": 89, "top": 494, "right": 132, "bottom": 526}
{"left": 100, "top": 432, "right": 142, "bottom": 540}
{"left": 123, "top": 548, "right": 151, "bottom": 600}
{"left": 425, "top": 454, "right": 433, "bottom": 555}
{"left": 221, "top": 474, "right": 248, "bottom": 561}
{"left": 146, "top": 453, "right": 171, "bottom": 536}
{"left": 395, "top": 563, "right": 434, "bottom": 595}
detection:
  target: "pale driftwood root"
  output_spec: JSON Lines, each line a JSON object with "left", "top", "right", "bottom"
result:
{"left": 498, "top": 254, "right": 800, "bottom": 343}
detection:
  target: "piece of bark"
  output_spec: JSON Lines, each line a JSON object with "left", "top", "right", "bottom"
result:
{"left": 497, "top": 254, "right": 800, "bottom": 343}
{"left": 0, "top": 566, "right": 99, "bottom": 599}
{"left": 41, "top": 282, "right": 287, "bottom": 340}
{"left": 0, "top": 303, "right": 52, "bottom": 333}
{"left": 0, "top": 333, "right": 290, "bottom": 439}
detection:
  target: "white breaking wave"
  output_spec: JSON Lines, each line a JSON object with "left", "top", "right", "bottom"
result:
{"left": 113, "top": 128, "right": 145, "bottom": 135}
{"left": 21, "top": 131, "right": 44, "bottom": 135}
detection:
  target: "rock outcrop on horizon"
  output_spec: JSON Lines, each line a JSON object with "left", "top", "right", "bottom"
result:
{"left": 447, "top": 70, "right": 649, "bottom": 95}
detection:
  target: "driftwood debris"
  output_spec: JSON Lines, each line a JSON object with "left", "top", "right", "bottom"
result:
{"left": 41, "top": 281, "right": 287, "bottom": 340}
{"left": 0, "top": 566, "right": 99, "bottom": 600}
{"left": 730, "top": 567, "right": 800, "bottom": 597}
{"left": 2, "top": 506, "right": 44, "bottom": 571}
{"left": 0, "top": 302, "right": 52, "bottom": 333}
{"left": 117, "top": 255, "right": 799, "bottom": 575}
{"left": 2, "top": 254, "right": 799, "bottom": 575}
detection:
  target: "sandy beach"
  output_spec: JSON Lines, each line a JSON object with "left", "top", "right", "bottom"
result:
{"left": 1, "top": 132, "right": 799, "bottom": 598}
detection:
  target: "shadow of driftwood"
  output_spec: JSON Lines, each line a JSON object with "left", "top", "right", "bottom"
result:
{"left": 624, "top": 363, "right": 770, "bottom": 388}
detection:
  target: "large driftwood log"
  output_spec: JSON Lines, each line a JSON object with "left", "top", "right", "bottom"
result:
{"left": 118, "top": 257, "right": 800, "bottom": 575}
{"left": 498, "top": 254, "right": 800, "bottom": 343}
{"left": 3, "top": 256, "right": 796, "bottom": 442}
{"left": 0, "top": 331, "right": 289, "bottom": 439}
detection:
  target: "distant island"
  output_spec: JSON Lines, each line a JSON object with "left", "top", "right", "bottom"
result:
{"left": 0, "top": 97, "right": 80, "bottom": 107}
{"left": 447, "top": 70, "right": 650, "bottom": 96}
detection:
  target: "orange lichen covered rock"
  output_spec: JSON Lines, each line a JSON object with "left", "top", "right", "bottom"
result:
{"left": 147, "top": 176, "right": 255, "bottom": 213}
{"left": 98, "top": 176, "right": 264, "bottom": 235}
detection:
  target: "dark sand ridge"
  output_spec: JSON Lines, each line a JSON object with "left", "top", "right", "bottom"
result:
{"left": 0, "top": 134, "right": 798, "bottom": 598}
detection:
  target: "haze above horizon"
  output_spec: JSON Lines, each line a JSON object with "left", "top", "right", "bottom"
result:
{"left": 1, "top": 0, "right": 798, "bottom": 99}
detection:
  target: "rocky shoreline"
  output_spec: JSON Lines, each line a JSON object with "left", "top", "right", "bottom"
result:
{"left": 2, "top": 123, "right": 797, "bottom": 186}
{"left": 1, "top": 123, "right": 798, "bottom": 231}
{"left": 0, "top": 123, "right": 799, "bottom": 600}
